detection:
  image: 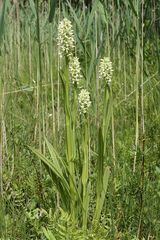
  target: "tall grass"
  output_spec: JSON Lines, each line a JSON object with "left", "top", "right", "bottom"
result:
{"left": 0, "top": 0, "right": 160, "bottom": 239}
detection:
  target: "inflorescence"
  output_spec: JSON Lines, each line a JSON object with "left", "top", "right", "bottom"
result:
{"left": 78, "top": 89, "right": 91, "bottom": 114}
{"left": 69, "top": 57, "right": 82, "bottom": 85}
{"left": 57, "top": 18, "right": 92, "bottom": 114}
{"left": 99, "top": 57, "right": 113, "bottom": 84}
{"left": 57, "top": 18, "right": 75, "bottom": 59}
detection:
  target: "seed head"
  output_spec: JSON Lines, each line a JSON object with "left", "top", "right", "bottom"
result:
{"left": 78, "top": 89, "right": 91, "bottom": 114}
{"left": 57, "top": 18, "right": 75, "bottom": 59}
{"left": 99, "top": 57, "right": 113, "bottom": 84}
{"left": 69, "top": 57, "right": 82, "bottom": 85}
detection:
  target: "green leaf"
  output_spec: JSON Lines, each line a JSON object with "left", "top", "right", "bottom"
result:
{"left": 82, "top": 182, "right": 90, "bottom": 229}
{"left": 29, "top": 0, "right": 36, "bottom": 17}
{"left": 28, "top": 146, "right": 71, "bottom": 200}
{"left": 102, "top": 88, "right": 113, "bottom": 151}
{"left": 128, "top": 0, "right": 138, "bottom": 17}
{"left": 49, "top": 0, "right": 58, "bottom": 23}
{"left": 45, "top": 137, "right": 64, "bottom": 176}
{"left": 66, "top": 0, "right": 81, "bottom": 30}
{"left": 97, "top": 127, "right": 104, "bottom": 196}
{"left": 42, "top": 227, "right": 57, "bottom": 240}
{"left": 93, "top": 167, "right": 110, "bottom": 224}
{"left": 0, "top": 0, "right": 9, "bottom": 44}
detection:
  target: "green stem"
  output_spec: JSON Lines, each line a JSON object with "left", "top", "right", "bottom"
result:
{"left": 0, "top": 80, "right": 2, "bottom": 197}
{"left": 36, "top": 0, "right": 43, "bottom": 151}
{"left": 102, "top": 85, "right": 112, "bottom": 156}
{"left": 63, "top": 62, "right": 76, "bottom": 222}
{"left": 82, "top": 116, "right": 90, "bottom": 230}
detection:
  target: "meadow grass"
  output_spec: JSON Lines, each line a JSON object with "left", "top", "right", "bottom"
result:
{"left": 0, "top": 0, "right": 160, "bottom": 239}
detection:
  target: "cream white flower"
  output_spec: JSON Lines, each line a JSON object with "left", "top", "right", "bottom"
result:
{"left": 78, "top": 89, "right": 91, "bottom": 114}
{"left": 69, "top": 57, "right": 82, "bottom": 85}
{"left": 99, "top": 57, "right": 113, "bottom": 84}
{"left": 57, "top": 18, "right": 75, "bottom": 58}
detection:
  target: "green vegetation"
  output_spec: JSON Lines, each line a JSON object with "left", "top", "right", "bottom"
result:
{"left": 0, "top": 0, "right": 160, "bottom": 239}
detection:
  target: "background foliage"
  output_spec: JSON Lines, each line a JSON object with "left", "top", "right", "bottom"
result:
{"left": 0, "top": 0, "right": 160, "bottom": 239}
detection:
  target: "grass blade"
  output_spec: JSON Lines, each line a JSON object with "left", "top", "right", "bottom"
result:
{"left": 49, "top": 0, "right": 58, "bottom": 23}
